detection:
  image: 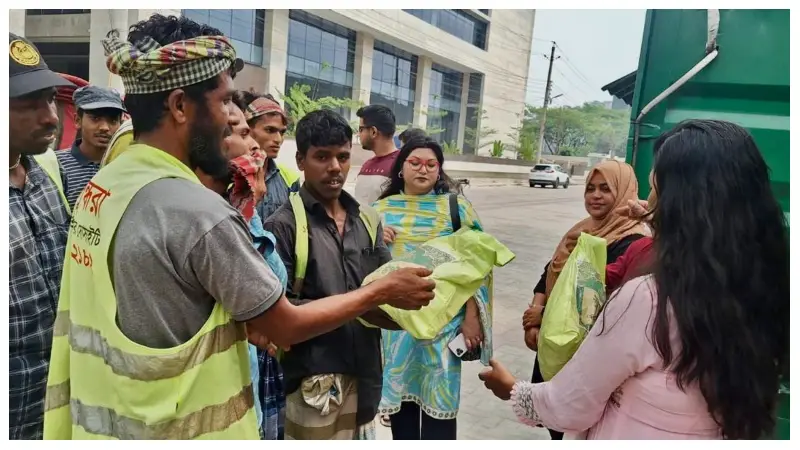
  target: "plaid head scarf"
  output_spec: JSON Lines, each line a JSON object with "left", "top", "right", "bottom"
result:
{"left": 245, "top": 97, "right": 287, "bottom": 123}
{"left": 103, "top": 34, "right": 239, "bottom": 95}
{"left": 228, "top": 149, "right": 267, "bottom": 222}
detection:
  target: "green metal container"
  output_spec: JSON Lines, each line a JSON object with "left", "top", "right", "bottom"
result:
{"left": 625, "top": 9, "right": 790, "bottom": 439}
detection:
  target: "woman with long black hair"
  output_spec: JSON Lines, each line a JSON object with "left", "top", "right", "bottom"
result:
{"left": 480, "top": 119, "right": 789, "bottom": 439}
{"left": 374, "top": 137, "right": 495, "bottom": 440}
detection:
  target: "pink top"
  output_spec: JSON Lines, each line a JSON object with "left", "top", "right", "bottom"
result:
{"left": 511, "top": 276, "right": 722, "bottom": 439}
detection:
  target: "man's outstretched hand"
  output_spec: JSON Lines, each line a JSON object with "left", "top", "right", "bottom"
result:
{"left": 370, "top": 267, "right": 436, "bottom": 310}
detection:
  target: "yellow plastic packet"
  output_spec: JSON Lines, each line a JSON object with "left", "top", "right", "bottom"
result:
{"left": 359, "top": 228, "right": 514, "bottom": 340}
{"left": 538, "top": 233, "right": 607, "bottom": 380}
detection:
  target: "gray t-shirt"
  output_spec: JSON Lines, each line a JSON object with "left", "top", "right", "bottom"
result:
{"left": 112, "top": 178, "right": 284, "bottom": 348}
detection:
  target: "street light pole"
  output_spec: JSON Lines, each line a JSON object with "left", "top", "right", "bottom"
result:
{"left": 536, "top": 41, "right": 559, "bottom": 164}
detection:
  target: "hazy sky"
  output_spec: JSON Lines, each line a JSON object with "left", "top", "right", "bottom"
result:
{"left": 526, "top": 9, "right": 646, "bottom": 107}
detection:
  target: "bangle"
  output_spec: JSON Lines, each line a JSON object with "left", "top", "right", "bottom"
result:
{"left": 528, "top": 304, "right": 545, "bottom": 311}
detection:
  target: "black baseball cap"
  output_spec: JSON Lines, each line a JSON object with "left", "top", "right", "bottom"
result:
{"left": 9, "top": 33, "right": 74, "bottom": 98}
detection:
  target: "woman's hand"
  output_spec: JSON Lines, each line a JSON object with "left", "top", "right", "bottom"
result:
{"left": 524, "top": 326, "right": 540, "bottom": 351}
{"left": 382, "top": 226, "right": 397, "bottom": 245}
{"left": 461, "top": 298, "right": 483, "bottom": 351}
{"left": 522, "top": 305, "right": 544, "bottom": 330}
{"left": 615, "top": 199, "right": 650, "bottom": 221}
{"left": 479, "top": 359, "right": 516, "bottom": 400}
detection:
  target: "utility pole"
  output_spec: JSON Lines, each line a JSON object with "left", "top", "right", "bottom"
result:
{"left": 536, "top": 42, "right": 559, "bottom": 164}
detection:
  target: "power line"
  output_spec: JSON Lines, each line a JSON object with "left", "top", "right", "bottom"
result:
{"left": 554, "top": 42, "right": 596, "bottom": 90}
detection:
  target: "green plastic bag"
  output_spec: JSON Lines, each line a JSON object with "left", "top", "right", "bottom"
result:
{"left": 359, "top": 228, "right": 515, "bottom": 340}
{"left": 538, "top": 233, "right": 607, "bottom": 381}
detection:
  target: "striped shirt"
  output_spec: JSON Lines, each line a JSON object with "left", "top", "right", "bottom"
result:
{"left": 9, "top": 156, "right": 70, "bottom": 440}
{"left": 56, "top": 140, "right": 101, "bottom": 209}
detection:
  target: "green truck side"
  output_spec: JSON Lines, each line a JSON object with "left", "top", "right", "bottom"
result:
{"left": 624, "top": 9, "right": 790, "bottom": 439}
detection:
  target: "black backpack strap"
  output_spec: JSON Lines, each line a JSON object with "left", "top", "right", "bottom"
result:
{"left": 449, "top": 193, "right": 461, "bottom": 232}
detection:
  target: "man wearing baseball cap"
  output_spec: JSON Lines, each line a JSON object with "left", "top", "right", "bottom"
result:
{"left": 8, "top": 32, "right": 74, "bottom": 440}
{"left": 56, "top": 85, "right": 126, "bottom": 209}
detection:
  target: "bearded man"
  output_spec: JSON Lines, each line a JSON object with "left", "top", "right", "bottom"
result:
{"left": 43, "top": 14, "right": 435, "bottom": 440}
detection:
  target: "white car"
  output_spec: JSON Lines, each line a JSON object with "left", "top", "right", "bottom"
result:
{"left": 529, "top": 164, "right": 570, "bottom": 188}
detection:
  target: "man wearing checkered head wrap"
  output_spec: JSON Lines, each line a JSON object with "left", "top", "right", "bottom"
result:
{"left": 103, "top": 14, "right": 245, "bottom": 180}
{"left": 44, "top": 13, "right": 436, "bottom": 440}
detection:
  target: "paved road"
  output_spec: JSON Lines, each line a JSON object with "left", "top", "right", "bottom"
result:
{"left": 375, "top": 183, "right": 588, "bottom": 440}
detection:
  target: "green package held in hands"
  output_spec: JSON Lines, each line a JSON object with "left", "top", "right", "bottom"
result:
{"left": 359, "top": 228, "right": 515, "bottom": 340}
{"left": 538, "top": 233, "right": 608, "bottom": 381}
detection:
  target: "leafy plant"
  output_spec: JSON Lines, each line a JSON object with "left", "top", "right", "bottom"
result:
{"left": 442, "top": 141, "right": 461, "bottom": 155}
{"left": 277, "top": 62, "right": 363, "bottom": 136}
{"left": 517, "top": 133, "right": 535, "bottom": 161}
{"left": 489, "top": 140, "right": 505, "bottom": 158}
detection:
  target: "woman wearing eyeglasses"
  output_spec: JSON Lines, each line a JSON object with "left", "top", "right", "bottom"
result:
{"left": 372, "top": 137, "right": 492, "bottom": 440}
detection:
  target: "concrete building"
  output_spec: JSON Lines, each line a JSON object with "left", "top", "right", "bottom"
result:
{"left": 12, "top": 9, "right": 536, "bottom": 154}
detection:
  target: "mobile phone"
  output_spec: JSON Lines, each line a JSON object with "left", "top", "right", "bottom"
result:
{"left": 447, "top": 333, "right": 468, "bottom": 358}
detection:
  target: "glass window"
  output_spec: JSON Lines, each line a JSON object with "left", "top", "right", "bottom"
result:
{"left": 463, "top": 72, "right": 484, "bottom": 154}
{"left": 181, "top": 9, "right": 265, "bottom": 65}
{"left": 369, "top": 40, "right": 418, "bottom": 127}
{"left": 427, "top": 63, "right": 463, "bottom": 145}
{"left": 403, "top": 9, "right": 488, "bottom": 50}
{"left": 284, "top": 11, "right": 357, "bottom": 118}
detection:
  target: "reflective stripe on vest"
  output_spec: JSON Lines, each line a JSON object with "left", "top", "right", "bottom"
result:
{"left": 44, "top": 144, "right": 258, "bottom": 440}
{"left": 288, "top": 191, "right": 379, "bottom": 296}
{"left": 45, "top": 380, "right": 253, "bottom": 439}
{"left": 33, "top": 149, "right": 70, "bottom": 213}
{"left": 48, "top": 312, "right": 244, "bottom": 381}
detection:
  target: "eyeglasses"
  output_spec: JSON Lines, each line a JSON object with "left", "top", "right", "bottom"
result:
{"left": 405, "top": 157, "right": 439, "bottom": 172}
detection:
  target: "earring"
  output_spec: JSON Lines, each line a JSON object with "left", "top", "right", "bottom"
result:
{"left": 398, "top": 171, "right": 404, "bottom": 179}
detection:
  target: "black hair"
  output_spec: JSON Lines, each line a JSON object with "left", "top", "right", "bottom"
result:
{"left": 237, "top": 90, "right": 287, "bottom": 127}
{"left": 118, "top": 15, "right": 237, "bottom": 135}
{"left": 295, "top": 109, "right": 352, "bottom": 156}
{"left": 356, "top": 104, "right": 396, "bottom": 137}
{"left": 231, "top": 90, "right": 248, "bottom": 113}
{"left": 378, "top": 136, "right": 461, "bottom": 200}
{"left": 607, "top": 120, "right": 788, "bottom": 439}
{"left": 399, "top": 127, "right": 427, "bottom": 145}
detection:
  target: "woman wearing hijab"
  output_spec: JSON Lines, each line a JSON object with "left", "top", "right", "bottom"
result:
{"left": 480, "top": 120, "right": 789, "bottom": 439}
{"left": 521, "top": 160, "right": 646, "bottom": 440}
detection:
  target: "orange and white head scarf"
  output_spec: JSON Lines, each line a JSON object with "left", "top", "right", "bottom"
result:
{"left": 244, "top": 97, "right": 286, "bottom": 123}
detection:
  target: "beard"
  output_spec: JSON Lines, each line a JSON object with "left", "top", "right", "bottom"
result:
{"left": 188, "top": 116, "right": 229, "bottom": 182}
{"left": 360, "top": 136, "right": 373, "bottom": 151}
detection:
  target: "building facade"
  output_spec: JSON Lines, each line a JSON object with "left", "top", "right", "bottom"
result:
{"left": 11, "top": 9, "right": 536, "bottom": 154}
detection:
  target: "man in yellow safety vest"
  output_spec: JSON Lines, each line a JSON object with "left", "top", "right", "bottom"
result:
{"left": 44, "top": 14, "right": 434, "bottom": 440}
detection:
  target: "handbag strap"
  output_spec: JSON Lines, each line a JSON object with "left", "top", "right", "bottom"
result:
{"left": 449, "top": 193, "right": 461, "bottom": 232}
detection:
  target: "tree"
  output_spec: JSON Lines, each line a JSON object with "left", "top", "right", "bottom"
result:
{"left": 515, "top": 102, "right": 630, "bottom": 159}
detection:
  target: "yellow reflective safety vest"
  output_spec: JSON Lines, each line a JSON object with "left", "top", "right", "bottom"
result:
{"left": 32, "top": 149, "right": 70, "bottom": 214}
{"left": 44, "top": 144, "right": 259, "bottom": 440}
{"left": 276, "top": 162, "right": 300, "bottom": 190}
{"left": 276, "top": 192, "right": 380, "bottom": 362}
{"left": 288, "top": 191, "right": 379, "bottom": 296}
